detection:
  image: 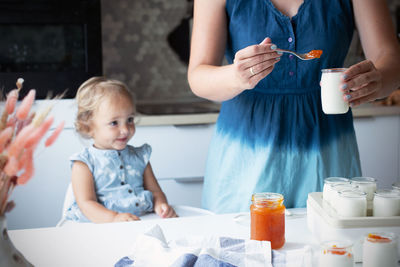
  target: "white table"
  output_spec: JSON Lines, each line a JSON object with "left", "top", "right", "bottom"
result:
{"left": 8, "top": 210, "right": 398, "bottom": 267}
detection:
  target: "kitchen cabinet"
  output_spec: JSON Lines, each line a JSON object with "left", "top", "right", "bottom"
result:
{"left": 353, "top": 115, "right": 400, "bottom": 189}
{"left": 6, "top": 100, "right": 400, "bottom": 230}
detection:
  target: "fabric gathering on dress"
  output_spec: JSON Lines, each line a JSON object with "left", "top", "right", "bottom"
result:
{"left": 65, "top": 144, "right": 154, "bottom": 222}
{"left": 202, "top": 0, "right": 362, "bottom": 212}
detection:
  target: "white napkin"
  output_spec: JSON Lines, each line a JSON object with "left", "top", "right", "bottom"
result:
{"left": 115, "top": 224, "right": 272, "bottom": 267}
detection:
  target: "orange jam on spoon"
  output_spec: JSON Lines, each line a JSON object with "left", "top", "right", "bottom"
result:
{"left": 305, "top": 50, "right": 323, "bottom": 59}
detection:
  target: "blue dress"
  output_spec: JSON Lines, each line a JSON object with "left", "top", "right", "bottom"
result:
{"left": 202, "top": 0, "right": 362, "bottom": 212}
{"left": 65, "top": 144, "right": 154, "bottom": 222}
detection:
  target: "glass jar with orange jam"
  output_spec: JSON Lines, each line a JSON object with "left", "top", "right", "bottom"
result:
{"left": 250, "top": 192, "right": 285, "bottom": 249}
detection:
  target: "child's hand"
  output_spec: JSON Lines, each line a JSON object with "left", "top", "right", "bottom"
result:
{"left": 155, "top": 203, "right": 178, "bottom": 218}
{"left": 113, "top": 212, "right": 140, "bottom": 222}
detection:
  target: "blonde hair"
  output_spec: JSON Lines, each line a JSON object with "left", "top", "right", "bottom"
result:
{"left": 74, "top": 76, "right": 135, "bottom": 138}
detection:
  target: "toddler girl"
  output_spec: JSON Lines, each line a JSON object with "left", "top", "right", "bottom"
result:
{"left": 65, "top": 77, "right": 177, "bottom": 223}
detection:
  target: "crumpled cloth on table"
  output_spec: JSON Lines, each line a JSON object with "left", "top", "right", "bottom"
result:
{"left": 114, "top": 224, "right": 311, "bottom": 267}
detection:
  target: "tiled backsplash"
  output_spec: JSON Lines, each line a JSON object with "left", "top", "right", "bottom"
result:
{"left": 101, "top": 0, "right": 399, "bottom": 103}
{"left": 101, "top": 0, "right": 195, "bottom": 104}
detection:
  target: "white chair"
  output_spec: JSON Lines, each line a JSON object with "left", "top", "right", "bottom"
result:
{"left": 56, "top": 183, "right": 75, "bottom": 227}
{"left": 57, "top": 183, "right": 214, "bottom": 226}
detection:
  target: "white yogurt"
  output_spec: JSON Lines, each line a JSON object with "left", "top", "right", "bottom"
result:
{"left": 336, "top": 190, "right": 367, "bottom": 217}
{"left": 350, "top": 177, "right": 377, "bottom": 202}
{"left": 320, "top": 68, "right": 349, "bottom": 114}
{"left": 323, "top": 177, "right": 350, "bottom": 206}
{"left": 330, "top": 184, "right": 358, "bottom": 212}
{"left": 318, "top": 240, "right": 354, "bottom": 267}
{"left": 363, "top": 233, "right": 398, "bottom": 267}
{"left": 373, "top": 190, "right": 400, "bottom": 217}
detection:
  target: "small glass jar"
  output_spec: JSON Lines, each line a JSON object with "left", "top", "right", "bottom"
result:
{"left": 363, "top": 232, "right": 398, "bottom": 267}
{"left": 318, "top": 240, "right": 354, "bottom": 267}
{"left": 330, "top": 183, "right": 357, "bottom": 212}
{"left": 323, "top": 177, "right": 350, "bottom": 206}
{"left": 250, "top": 193, "right": 285, "bottom": 249}
{"left": 336, "top": 190, "right": 367, "bottom": 217}
{"left": 392, "top": 182, "right": 400, "bottom": 192}
{"left": 350, "top": 177, "right": 377, "bottom": 201}
{"left": 373, "top": 190, "right": 400, "bottom": 217}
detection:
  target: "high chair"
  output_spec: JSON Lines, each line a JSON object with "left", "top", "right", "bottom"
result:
{"left": 57, "top": 183, "right": 214, "bottom": 226}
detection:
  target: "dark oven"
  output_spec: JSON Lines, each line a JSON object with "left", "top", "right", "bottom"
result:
{"left": 0, "top": 0, "right": 102, "bottom": 99}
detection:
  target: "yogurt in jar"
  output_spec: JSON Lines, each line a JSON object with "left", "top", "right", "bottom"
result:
{"left": 363, "top": 233, "right": 398, "bottom": 267}
{"left": 323, "top": 177, "right": 350, "bottom": 206}
{"left": 336, "top": 190, "right": 367, "bottom": 217}
{"left": 350, "top": 177, "right": 377, "bottom": 201}
{"left": 318, "top": 240, "right": 354, "bottom": 267}
{"left": 330, "top": 184, "right": 358, "bottom": 212}
{"left": 320, "top": 68, "right": 349, "bottom": 114}
{"left": 373, "top": 190, "right": 400, "bottom": 217}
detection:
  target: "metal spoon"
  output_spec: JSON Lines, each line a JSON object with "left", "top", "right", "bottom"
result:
{"left": 276, "top": 49, "right": 322, "bottom": 60}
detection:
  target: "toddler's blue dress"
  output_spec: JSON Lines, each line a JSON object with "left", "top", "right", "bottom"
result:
{"left": 202, "top": 0, "right": 361, "bottom": 212}
{"left": 65, "top": 144, "right": 154, "bottom": 222}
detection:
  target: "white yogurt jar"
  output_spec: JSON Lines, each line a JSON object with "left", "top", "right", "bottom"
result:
{"left": 318, "top": 240, "right": 354, "bottom": 267}
{"left": 323, "top": 177, "right": 350, "bottom": 206}
{"left": 336, "top": 190, "right": 367, "bottom": 217}
{"left": 350, "top": 177, "right": 377, "bottom": 201}
{"left": 363, "top": 232, "right": 398, "bottom": 267}
{"left": 320, "top": 68, "right": 349, "bottom": 114}
{"left": 373, "top": 190, "right": 400, "bottom": 217}
{"left": 330, "top": 184, "right": 358, "bottom": 212}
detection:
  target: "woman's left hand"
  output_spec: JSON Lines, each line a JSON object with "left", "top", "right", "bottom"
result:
{"left": 341, "top": 60, "right": 382, "bottom": 107}
{"left": 155, "top": 203, "right": 178, "bottom": 218}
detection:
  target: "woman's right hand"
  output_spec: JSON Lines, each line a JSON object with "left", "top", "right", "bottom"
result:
{"left": 113, "top": 212, "right": 140, "bottom": 222}
{"left": 233, "top": 37, "right": 281, "bottom": 90}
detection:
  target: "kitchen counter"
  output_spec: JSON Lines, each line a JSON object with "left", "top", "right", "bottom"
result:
{"left": 36, "top": 99, "right": 400, "bottom": 128}
{"left": 137, "top": 103, "right": 400, "bottom": 126}
{"left": 8, "top": 210, "right": 398, "bottom": 266}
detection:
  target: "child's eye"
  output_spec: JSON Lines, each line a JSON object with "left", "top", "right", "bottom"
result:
{"left": 110, "top": 121, "right": 118, "bottom": 126}
{"left": 127, "top": 117, "right": 134, "bottom": 124}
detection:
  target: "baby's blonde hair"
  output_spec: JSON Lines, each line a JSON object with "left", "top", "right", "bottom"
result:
{"left": 74, "top": 76, "right": 135, "bottom": 138}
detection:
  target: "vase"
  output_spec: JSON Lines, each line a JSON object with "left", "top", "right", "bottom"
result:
{"left": 0, "top": 216, "right": 33, "bottom": 267}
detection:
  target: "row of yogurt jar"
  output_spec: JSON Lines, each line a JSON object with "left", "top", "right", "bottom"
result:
{"left": 323, "top": 177, "right": 400, "bottom": 217}
{"left": 319, "top": 232, "right": 398, "bottom": 267}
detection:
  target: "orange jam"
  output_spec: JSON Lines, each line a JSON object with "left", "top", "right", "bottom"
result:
{"left": 305, "top": 49, "right": 323, "bottom": 59}
{"left": 325, "top": 245, "right": 352, "bottom": 257}
{"left": 250, "top": 193, "right": 285, "bottom": 249}
{"left": 367, "top": 233, "right": 392, "bottom": 243}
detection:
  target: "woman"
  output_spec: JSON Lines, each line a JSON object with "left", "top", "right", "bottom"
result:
{"left": 187, "top": 0, "right": 400, "bottom": 212}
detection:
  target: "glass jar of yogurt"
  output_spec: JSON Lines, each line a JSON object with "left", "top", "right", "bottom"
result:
{"left": 336, "top": 190, "right": 367, "bottom": 217}
{"left": 323, "top": 177, "right": 350, "bottom": 206}
{"left": 318, "top": 240, "right": 354, "bottom": 267}
{"left": 350, "top": 177, "right": 377, "bottom": 201}
{"left": 373, "top": 190, "right": 400, "bottom": 217}
{"left": 363, "top": 232, "right": 398, "bottom": 267}
{"left": 330, "top": 183, "right": 358, "bottom": 212}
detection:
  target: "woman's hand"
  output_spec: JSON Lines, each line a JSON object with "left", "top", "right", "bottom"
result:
{"left": 112, "top": 212, "right": 140, "bottom": 222}
{"left": 341, "top": 60, "right": 382, "bottom": 107}
{"left": 154, "top": 203, "right": 178, "bottom": 218}
{"left": 233, "top": 37, "right": 281, "bottom": 90}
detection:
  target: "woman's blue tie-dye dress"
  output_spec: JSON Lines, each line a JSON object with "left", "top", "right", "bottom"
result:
{"left": 202, "top": 0, "right": 362, "bottom": 212}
